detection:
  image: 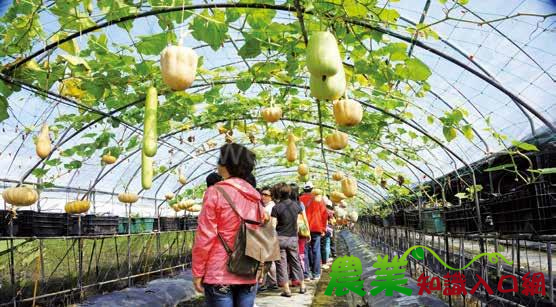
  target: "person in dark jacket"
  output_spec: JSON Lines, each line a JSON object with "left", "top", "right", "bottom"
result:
{"left": 271, "top": 182, "right": 306, "bottom": 297}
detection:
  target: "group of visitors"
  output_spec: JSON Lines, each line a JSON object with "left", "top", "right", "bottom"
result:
{"left": 191, "top": 143, "right": 337, "bottom": 307}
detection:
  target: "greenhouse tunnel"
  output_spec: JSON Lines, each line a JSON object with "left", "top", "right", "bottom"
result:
{"left": 0, "top": 0, "right": 554, "bottom": 306}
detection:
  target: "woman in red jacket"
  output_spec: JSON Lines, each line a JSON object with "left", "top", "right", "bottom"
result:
{"left": 192, "top": 144, "right": 266, "bottom": 307}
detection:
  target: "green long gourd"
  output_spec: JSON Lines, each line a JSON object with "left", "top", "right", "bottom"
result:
{"left": 143, "top": 86, "right": 158, "bottom": 157}
{"left": 142, "top": 151, "right": 153, "bottom": 190}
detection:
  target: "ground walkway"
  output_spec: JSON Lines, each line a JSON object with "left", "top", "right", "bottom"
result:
{"left": 81, "top": 230, "right": 447, "bottom": 306}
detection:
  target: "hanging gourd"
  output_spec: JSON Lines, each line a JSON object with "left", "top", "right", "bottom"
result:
{"left": 298, "top": 164, "right": 309, "bottom": 176}
{"left": 2, "top": 186, "right": 39, "bottom": 207}
{"left": 65, "top": 200, "right": 90, "bottom": 214}
{"left": 348, "top": 211, "right": 359, "bottom": 222}
{"left": 171, "top": 204, "right": 181, "bottom": 212}
{"left": 143, "top": 86, "right": 158, "bottom": 157}
{"left": 160, "top": 31, "right": 198, "bottom": 91}
{"left": 286, "top": 133, "right": 298, "bottom": 162}
{"left": 341, "top": 177, "right": 358, "bottom": 198}
{"left": 118, "top": 192, "right": 139, "bottom": 204}
{"left": 178, "top": 169, "right": 187, "bottom": 185}
{"left": 187, "top": 204, "right": 202, "bottom": 212}
{"left": 142, "top": 151, "right": 153, "bottom": 190}
{"left": 101, "top": 153, "right": 117, "bottom": 165}
{"left": 332, "top": 171, "right": 344, "bottom": 181}
{"left": 309, "top": 66, "right": 346, "bottom": 101}
{"left": 217, "top": 125, "right": 228, "bottom": 134}
{"left": 325, "top": 131, "right": 348, "bottom": 150}
{"left": 261, "top": 106, "right": 282, "bottom": 123}
{"left": 333, "top": 98, "right": 363, "bottom": 127}
{"left": 165, "top": 193, "right": 175, "bottom": 201}
{"left": 330, "top": 191, "right": 347, "bottom": 203}
{"left": 35, "top": 124, "right": 51, "bottom": 159}
{"left": 306, "top": 31, "right": 343, "bottom": 77}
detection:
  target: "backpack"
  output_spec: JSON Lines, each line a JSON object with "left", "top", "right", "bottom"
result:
{"left": 215, "top": 186, "right": 280, "bottom": 278}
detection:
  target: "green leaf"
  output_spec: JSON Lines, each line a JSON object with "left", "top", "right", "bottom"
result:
{"left": 427, "top": 115, "right": 434, "bottom": 125}
{"left": 136, "top": 32, "right": 175, "bottom": 55}
{"left": 0, "top": 95, "right": 8, "bottom": 123}
{"left": 58, "top": 54, "right": 91, "bottom": 70}
{"left": 511, "top": 140, "right": 539, "bottom": 152}
{"left": 44, "top": 158, "right": 62, "bottom": 167}
{"left": 462, "top": 124, "right": 474, "bottom": 140}
{"left": 344, "top": 0, "right": 367, "bottom": 17}
{"left": 190, "top": 9, "right": 228, "bottom": 51}
{"left": 50, "top": 32, "right": 80, "bottom": 55}
{"left": 238, "top": 37, "right": 261, "bottom": 59}
{"left": 32, "top": 168, "right": 48, "bottom": 178}
{"left": 405, "top": 58, "right": 431, "bottom": 81}
{"left": 64, "top": 160, "right": 82, "bottom": 170}
{"left": 378, "top": 8, "right": 400, "bottom": 23}
{"left": 484, "top": 163, "right": 514, "bottom": 172}
{"left": 236, "top": 78, "right": 252, "bottom": 92}
{"left": 454, "top": 192, "right": 468, "bottom": 199}
{"left": 246, "top": 8, "right": 276, "bottom": 29}
{"left": 442, "top": 126, "right": 457, "bottom": 142}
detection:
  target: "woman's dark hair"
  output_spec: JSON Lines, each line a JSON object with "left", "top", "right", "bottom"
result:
{"left": 289, "top": 183, "right": 299, "bottom": 201}
{"left": 272, "top": 182, "right": 291, "bottom": 201}
{"left": 217, "top": 143, "right": 256, "bottom": 180}
{"left": 245, "top": 173, "right": 257, "bottom": 188}
{"left": 206, "top": 172, "right": 222, "bottom": 187}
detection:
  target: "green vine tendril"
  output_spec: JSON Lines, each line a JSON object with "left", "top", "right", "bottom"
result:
{"left": 400, "top": 245, "right": 513, "bottom": 271}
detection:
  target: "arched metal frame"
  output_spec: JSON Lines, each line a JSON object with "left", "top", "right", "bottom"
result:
{"left": 0, "top": 2, "right": 551, "bottom": 214}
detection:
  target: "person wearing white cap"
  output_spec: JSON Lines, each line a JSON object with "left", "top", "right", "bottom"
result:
{"left": 299, "top": 181, "right": 328, "bottom": 280}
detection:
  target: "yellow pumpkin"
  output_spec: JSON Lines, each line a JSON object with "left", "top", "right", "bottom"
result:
{"left": 65, "top": 200, "right": 90, "bottom": 214}
{"left": 306, "top": 31, "right": 343, "bottom": 77}
{"left": 2, "top": 186, "right": 39, "bottom": 207}
{"left": 261, "top": 106, "right": 282, "bottom": 123}
{"left": 309, "top": 67, "right": 346, "bottom": 101}
{"left": 330, "top": 191, "right": 347, "bottom": 203}
{"left": 333, "top": 99, "right": 363, "bottom": 127}
{"left": 165, "top": 193, "right": 175, "bottom": 200}
{"left": 101, "top": 154, "right": 117, "bottom": 164}
{"left": 118, "top": 192, "right": 139, "bottom": 204}
{"left": 160, "top": 42, "right": 198, "bottom": 91}
{"left": 341, "top": 177, "right": 358, "bottom": 198}
{"left": 325, "top": 131, "right": 348, "bottom": 150}
{"left": 332, "top": 172, "right": 344, "bottom": 181}
{"left": 298, "top": 163, "right": 309, "bottom": 176}
{"left": 36, "top": 124, "right": 51, "bottom": 159}
{"left": 286, "top": 133, "right": 298, "bottom": 162}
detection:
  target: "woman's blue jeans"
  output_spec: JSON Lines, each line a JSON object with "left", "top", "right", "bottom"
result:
{"left": 321, "top": 232, "right": 331, "bottom": 263}
{"left": 203, "top": 283, "right": 257, "bottom": 307}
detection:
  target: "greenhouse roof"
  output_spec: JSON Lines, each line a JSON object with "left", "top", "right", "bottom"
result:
{"left": 0, "top": 0, "right": 554, "bottom": 216}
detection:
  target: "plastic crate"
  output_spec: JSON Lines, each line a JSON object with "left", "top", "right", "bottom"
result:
{"left": 0, "top": 210, "right": 16, "bottom": 236}
{"left": 422, "top": 208, "right": 446, "bottom": 234}
{"left": 182, "top": 216, "right": 198, "bottom": 230}
{"left": 370, "top": 215, "right": 383, "bottom": 226}
{"left": 67, "top": 215, "right": 118, "bottom": 235}
{"left": 153, "top": 217, "right": 180, "bottom": 231}
{"left": 15, "top": 211, "right": 68, "bottom": 237}
{"left": 489, "top": 181, "right": 556, "bottom": 234}
{"left": 393, "top": 210, "right": 406, "bottom": 227}
{"left": 383, "top": 214, "right": 394, "bottom": 227}
{"left": 444, "top": 201, "right": 495, "bottom": 234}
{"left": 404, "top": 210, "right": 421, "bottom": 230}
{"left": 117, "top": 217, "right": 155, "bottom": 234}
